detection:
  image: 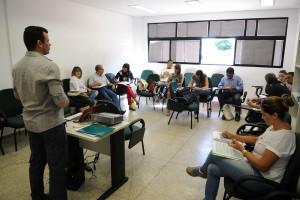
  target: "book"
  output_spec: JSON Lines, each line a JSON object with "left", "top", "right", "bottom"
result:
{"left": 212, "top": 131, "right": 244, "bottom": 160}
{"left": 77, "top": 124, "right": 115, "bottom": 137}
{"left": 117, "top": 81, "right": 131, "bottom": 86}
{"left": 92, "top": 84, "right": 107, "bottom": 89}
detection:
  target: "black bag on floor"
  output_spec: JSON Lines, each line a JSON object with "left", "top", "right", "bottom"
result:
{"left": 174, "top": 87, "right": 196, "bottom": 106}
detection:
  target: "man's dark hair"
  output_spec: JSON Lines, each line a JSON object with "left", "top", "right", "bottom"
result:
{"left": 23, "top": 26, "right": 48, "bottom": 51}
{"left": 167, "top": 59, "right": 173, "bottom": 63}
{"left": 279, "top": 70, "right": 287, "bottom": 75}
{"left": 226, "top": 67, "right": 234, "bottom": 74}
{"left": 287, "top": 72, "right": 294, "bottom": 77}
{"left": 265, "top": 73, "right": 277, "bottom": 84}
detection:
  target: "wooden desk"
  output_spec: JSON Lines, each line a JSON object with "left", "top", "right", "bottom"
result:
{"left": 67, "top": 121, "right": 130, "bottom": 200}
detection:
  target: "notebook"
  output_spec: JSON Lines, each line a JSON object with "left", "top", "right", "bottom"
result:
{"left": 77, "top": 124, "right": 115, "bottom": 136}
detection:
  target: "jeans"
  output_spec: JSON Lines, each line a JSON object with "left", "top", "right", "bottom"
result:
{"left": 28, "top": 123, "right": 68, "bottom": 200}
{"left": 73, "top": 90, "right": 99, "bottom": 105}
{"left": 217, "top": 91, "right": 241, "bottom": 112}
{"left": 117, "top": 85, "right": 136, "bottom": 105}
{"left": 200, "top": 151, "right": 274, "bottom": 200}
{"left": 193, "top": 89, "right": 211, "bottom": 114}
{"left": 96, "top": 87, "right": 121, "bottom": 109}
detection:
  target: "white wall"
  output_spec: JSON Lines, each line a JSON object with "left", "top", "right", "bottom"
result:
{"left": 133, "top": 9, "right": 300, "bottom": 99}
{"left": 1, "top": 0, "right": 135, "bottom": 86}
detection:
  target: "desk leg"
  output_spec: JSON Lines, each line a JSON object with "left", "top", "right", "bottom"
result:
{"left": 97, "top": 129, "right": 128, "bottom": 200}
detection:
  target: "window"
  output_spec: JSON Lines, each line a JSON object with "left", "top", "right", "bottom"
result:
{"left": 148, "top": 18, "right": 288, "bottom": 67}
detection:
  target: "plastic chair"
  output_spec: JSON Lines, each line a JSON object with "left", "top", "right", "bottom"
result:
{"left": 184, "top": 73, "right": 194, "bottom": 87}
{"left": 137, "top": 74, "right": 160, "bottom": 110}
{"left": 0, "top": 88, "right": 26, "bottom": 155}
{"left": 223, "top": 132, "right": 300, "bottom": 200}
{"left": 167, "top": 82, "right": 199, "bottom": 129}
{"left": 218, "top": 91, "right": 248, "bottom": 117}
{"left": 211, "top": 73, "right": 224, "bottom": 88}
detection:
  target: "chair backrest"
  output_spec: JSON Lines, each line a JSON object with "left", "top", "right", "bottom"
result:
{"left": 146, "top": 74, "right": 160, "bottom": 85}
{"left": 184, "top": 73, "right": 194, "bottom": 87}
{"left": 0, "top": 88, "right": 23, "bottom": 117}
{"left": 140, "top": 70, "right": 153, "bottom": 81}
{"left": 62, "top": 78, "right": 70, "bottom": 93}
{"left": 128, "top": 118, "right": 145, "bottom": 149}
{"left": 170, "top": 81, "right": 179, "bottom": 99}
{"left": 280, "top": 133, "right": 300, "bottom": 193}
{"left": 96, "top": 100, "right": 120, "bottom": 114}
{"left": 211, "top": 73, "right": 224, "bottom": 88}
{"left": 105, "top": 73, "right": 116, "bottom": 84}
{"left": 208, "top": 77, "right": 213, "bottom": 91}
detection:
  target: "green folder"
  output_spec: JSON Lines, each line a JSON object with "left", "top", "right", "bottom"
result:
{"left": 77, "top": 124, "right": 115, "bottom": 136}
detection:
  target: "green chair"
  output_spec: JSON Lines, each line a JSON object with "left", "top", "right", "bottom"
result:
{"left": 184, "top": 73, "right": 194, "bottom": 87}
{"left": 105, "top": 73, "right": 127, "bottom": 104}
{"left": 223, "top": 132, "right": 300, "bottom": 200}
{"left": 211, "top": 73, "right": 224, "bottom": 88}
{"left": 137, "top": 74, "right": 160, "bottom": 110}
{"left": 167, "top": 82, "right": 199, "bottom": 129}
{"left": 198, "top": 77, "right": 215, "bottom": 117}
{"left": 218, "top": 90, "right": 248, "bottom": 117}
{"left": 135, "top": 70, "right": 153, "bottom": 87}
{"left": 0, "top": 88, "right": 25, "bottom": 155}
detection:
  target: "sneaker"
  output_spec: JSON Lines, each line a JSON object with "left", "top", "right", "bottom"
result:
{"left": 186, "top": 166, "right": 207, "bottom": 178}
{"left": 221, "top": 115, "right": 226, "bottom": 120}
{"left": 235, "top": 113, "right": 240, "bottom": 121}
{"left": 120, "top": 110, "right": 126, "bottom": 115}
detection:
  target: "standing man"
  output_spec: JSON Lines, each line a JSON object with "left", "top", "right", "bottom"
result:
{"left": 218, "top": 67, "right": 244, "bottom": 121}
{"left": 89, "top": 64, "right": 125, "bottom": 114}
{"left": 12, "top": 26, "right": 69, "bottom": 200}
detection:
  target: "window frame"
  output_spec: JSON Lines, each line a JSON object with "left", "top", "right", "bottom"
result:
{"left": 148, "top": 17, "right": 288, "bottom": 68}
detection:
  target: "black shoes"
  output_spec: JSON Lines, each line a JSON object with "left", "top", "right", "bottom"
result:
{"left": 120, "top": 110, "right": 126, "bottom": 115}
{"left": 235, "top": 113, "right": 240, "bottom": 121}
{"left": 222, "top": 115, "right": 226, "bottom": 120}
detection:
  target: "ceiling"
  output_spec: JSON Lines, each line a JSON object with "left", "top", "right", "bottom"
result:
{"left": 70, "top": 0, "right": 300, "bottom": 17}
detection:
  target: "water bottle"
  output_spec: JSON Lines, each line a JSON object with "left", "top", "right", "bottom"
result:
{"left": 132, "top": 100, "right": 135, "bottom": 107}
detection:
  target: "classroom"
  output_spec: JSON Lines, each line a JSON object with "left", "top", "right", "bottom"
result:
{"left": 1, "top": 0, "right": 300, "bottom": 199}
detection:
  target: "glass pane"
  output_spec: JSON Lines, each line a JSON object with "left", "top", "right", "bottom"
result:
{"left": 149, "top": 41, "right": 170, "bottom": 62}
{"left": 171, "top": 40, "right": 200, "bottom": 63}
{"left": 201, "top": 38, "right": 235, "bottom": 65}
{"left": 257, "top": 19, "right": 287, "bottom": 36}
{"left": 210, "top": 20, "right": 245, "bottom": 37}
{"left": 246, "top": 20, "right": 256, "bottom": 36}
{"left": 235, "top": 40, "right": 274, "bottom": 65}
{"left": 148, "top": 24, "right": 157, "bottom": 38}
{"left": 177, "top": 22, "right": 208, "bottom": 37}
{"left": 273, "top": 40, "right": 284, "bottom": 66}
{"left": 148, "top": 23, "right": 176, "bottom": 38}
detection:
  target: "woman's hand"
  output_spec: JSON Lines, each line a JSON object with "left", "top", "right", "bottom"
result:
{"left": 82, "top": 93, "right": 88, "bottom": 97}
{"left": 246, "top": 98, "right": 253, "bottom": 106}
{"left": 87, "top": 88, "right": 92, "bottom": 92}
{"left": 228, "top": 139, "right": 244, "bottom": 152}
{"left": 188, "top": 84, "right": 192, "bottom": 87}
{"left": 221, "top": 131, "right": 235, "bottom": 139}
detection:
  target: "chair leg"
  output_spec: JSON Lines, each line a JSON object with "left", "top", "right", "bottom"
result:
{"left": 161, "top": 97, "right": 164, "bottom": 112}
{"left": 152, "top": 97, "right": 155, "bottom": 110}
{"left": 141, "top": 140, "right": 145, "bottom": 155}
{"left": 138, "top": 96, "right": 140, "bottom": 109}
{"left": 168, "top": 111, "right": 175, "bottom": 125}
{"left": 25, "top": 128, "right": 27, "bottom": 136}
{"left": 0, "top": 127, "right": 4, "bottom": 155}
{"left": 190, "top": 112, "right": 193, "bottom": 129}
{"left": 13, "top": 128, "right": 17, "bottom": 152}
{"left": 218, "top": 109, "right": 221, "bottom": 117}
{"left": 176, "top": 112, "right": 179, "bottom": 119}
{"left": 223, "top": 191, "right": 231, "bottom": 200}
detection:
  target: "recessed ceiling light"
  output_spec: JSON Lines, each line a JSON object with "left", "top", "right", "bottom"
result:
{"left": 260, "top": 0, "right": 274, "bottom": 7}
{"left": 129, "top": 5, "right": 156, "bottom": 13}
{"left": 185, "top": 0, "right": 203, "bottom": 8}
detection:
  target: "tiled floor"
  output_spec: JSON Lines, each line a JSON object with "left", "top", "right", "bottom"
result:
{"left": 0, "top": 98, "right": 246, "bottom": 200}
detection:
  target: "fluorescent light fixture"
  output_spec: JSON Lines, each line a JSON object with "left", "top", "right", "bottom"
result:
{"left": 129, "top": 5, "right": 156, "bottom": 13}
{"left": 260, "top": 0, "right": 274, "bottom": 7}
{"left": 185, "top": 0, "right": 203, "bottom": 8}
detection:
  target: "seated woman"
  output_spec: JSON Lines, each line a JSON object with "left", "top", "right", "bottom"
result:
{"left": 187, "top": 70, "right": 210, "bottom": 119}
{"left": 69, "top": 66, "right": 98, "bottom": 106}
{"left": 114, "top": 63, "right": 139, "bottom": 111}
{"left": 166, "top": 64, "right": 184, "bottom": 116}
{"left": 247, "top": 73, "right": 290, "bottom": 109}
{"left": 186, "top": 94, "right": 295, "bottom": 200}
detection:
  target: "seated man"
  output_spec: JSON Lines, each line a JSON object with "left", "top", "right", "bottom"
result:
{"left": 286, "top": 72, "right": 294, "bottom": 92}
{"left": 89, "top": 64, "right": 125, "bottom": 114}
{"left": 156, "top": 59, "right": 174, "bottom": 102}
{"left": 218, "top": 67, "right": 244, "bottom": 121}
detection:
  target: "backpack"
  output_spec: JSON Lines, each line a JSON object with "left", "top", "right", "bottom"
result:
{"left": 148, "top": 80, "right": 156, "bottom": 93}
{"left": 223, "top": 104, "right": 234, "bottom": 121}
{"left": 174, "top": 87, "right": 196, "bottom": 106}
{"left": 138, "top": 79, "right": 148, "bottom": 91}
